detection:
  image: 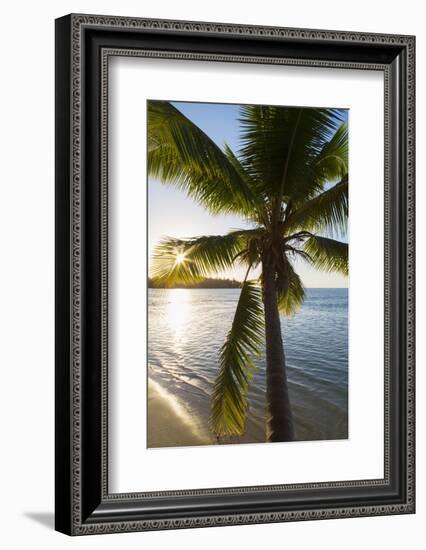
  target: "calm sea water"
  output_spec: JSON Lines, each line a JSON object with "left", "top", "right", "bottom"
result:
{"left": 148, "top": 288, "right": 348, "bottom": 443}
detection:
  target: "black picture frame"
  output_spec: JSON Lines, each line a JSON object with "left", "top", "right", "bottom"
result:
{"left": 55, "top": 13, "right": 415, "bottom": 535}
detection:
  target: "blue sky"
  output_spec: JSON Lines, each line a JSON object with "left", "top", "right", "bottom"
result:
{"left": 148, "top": 101, "right": 348, "bottom": 287}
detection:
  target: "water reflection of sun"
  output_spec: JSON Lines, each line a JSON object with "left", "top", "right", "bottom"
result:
{"left": 167, "top": 289, "right": 192, "bottom": 339}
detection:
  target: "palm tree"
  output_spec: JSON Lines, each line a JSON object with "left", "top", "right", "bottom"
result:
{"left": 148, "top": 101, "right": 348, "bottom": 443}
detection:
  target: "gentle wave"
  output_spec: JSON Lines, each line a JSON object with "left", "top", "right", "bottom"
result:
{"left": 148, "top": 288, "right": 348, "bottom": 444}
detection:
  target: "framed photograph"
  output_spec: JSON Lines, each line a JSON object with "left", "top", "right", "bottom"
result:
{"left": 55, "top": 14, "right": 415, "bottom": 535}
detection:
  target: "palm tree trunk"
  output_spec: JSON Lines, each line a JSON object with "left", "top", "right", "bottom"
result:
{"left": 262, "top": 262, "right": 294, "bottom": 442}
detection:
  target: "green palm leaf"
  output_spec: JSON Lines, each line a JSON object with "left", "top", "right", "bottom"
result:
{"left": 304, "top": 235, "right": 348, "bottom": 275}
{"left": 285, "top": 175, "right": 348, "bottom": 236}
{"left": 311, "top": 122, "right": 348, "bottom": 183}
{"left": 237, "top": 105, "right": 345, "bottom": 203}
{"left": 223, "top": 144, "right": 267, "bottom": 224}
{"left": 210, "top": 281, "right": 264, "bottom": 436}
{"left": 277, "top": 261, "right": 305, "bottom": 317}
{"left": 148, "top": 101, "right": 256, "bottom": 215}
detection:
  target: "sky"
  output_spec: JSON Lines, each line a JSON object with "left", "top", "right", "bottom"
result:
{"left": 148, "top": 101, "right": 348, "bottom": 288}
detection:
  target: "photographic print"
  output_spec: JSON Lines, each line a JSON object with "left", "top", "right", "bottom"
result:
{"left": 147, "top": 100, "right": 349, "bottom": 448}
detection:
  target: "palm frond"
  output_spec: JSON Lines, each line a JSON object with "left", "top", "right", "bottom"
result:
{"left": 287, "top": 120, "right": 349, "bottom": 204}
{"left": 237, "top": 105, "right": 344, "bottom": 202}
{"left": 210, "top": 281, "right": 264, "bottom": 436}
{"left": 151, "top": 229, "right": 263, "bottom": 287}
{"left": 304, "top": 235, "right": 348, "bottom": 275}
{"left": 311, "top": 122, "right": 348, "bottom": 183}
{"left": 223, "top": 144, "right": 267, "bottom": 224}
{"left": 148, "top": 101, "right": 255, "bottom": 215}
{"left": 285, "top": 175, "right": 348, "bottom": 236}
{"left": 277, "top": 260, "right": 306, "bottom": 317}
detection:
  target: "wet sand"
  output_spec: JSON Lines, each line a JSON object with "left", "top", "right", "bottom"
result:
{"left": 147, "top": 378, "right": 266, "bottom": 448}
{"left": 147, "top": 379, "right": 215, "bottom": 448}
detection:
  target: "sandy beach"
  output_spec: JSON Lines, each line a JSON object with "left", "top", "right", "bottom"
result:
{"left": 147, "top": 379, "right": 215, "bottom": 448}
{"left": 147, "top": 377, "right": 267, "bottom": 448}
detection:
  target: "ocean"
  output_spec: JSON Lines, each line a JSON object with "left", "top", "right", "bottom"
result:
{"left": 148, "top": 287, "right": 348, "bottom": 445}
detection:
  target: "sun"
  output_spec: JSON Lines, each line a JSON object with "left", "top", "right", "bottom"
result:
{"left": 175, "top": 252, "right": 186, "bottom": 265}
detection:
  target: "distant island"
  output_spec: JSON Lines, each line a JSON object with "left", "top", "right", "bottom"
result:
{"left": 148, "top": 277, "right": 242, "bottom": 289}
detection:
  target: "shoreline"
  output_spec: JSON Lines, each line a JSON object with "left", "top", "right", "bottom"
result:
{"left": 147, "top": 378, "right": 266, "bottom": 448}
{"left": 147, "top": 379, "right": 215, "bottom": 448}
